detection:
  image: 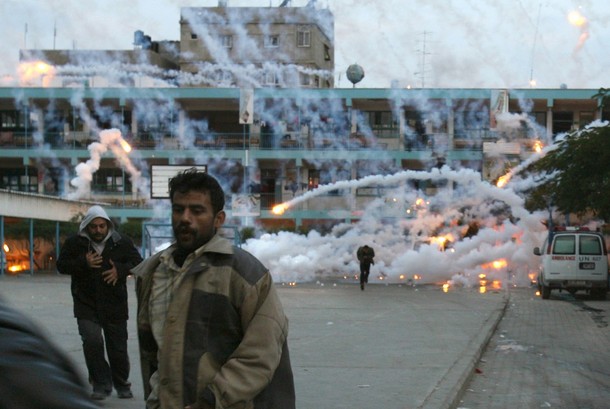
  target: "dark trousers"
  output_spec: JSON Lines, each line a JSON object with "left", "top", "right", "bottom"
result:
{"left": 77, "top": 318, "right": 130, "bottom": 393}
{"left": 360, "top": 263, "right": 371, "bottom": 286}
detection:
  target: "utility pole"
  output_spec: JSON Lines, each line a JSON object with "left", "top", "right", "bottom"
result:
{"left": 414, "top": 31, "right": 432, "bottom": 88}
{"left": 53, "top": 20, "right": 57, "bottom": 49}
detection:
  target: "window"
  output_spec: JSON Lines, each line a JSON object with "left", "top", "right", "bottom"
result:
{"left": 0, "top": 169, "right": 37, "bottom": 192}
{"left": 0, "top": 110, "right": 27, "bottom": 130}
{"left": 308, "top": 165, "right": 350, "bottom": 195}
{"left": 553, "top": 235, "right": 575, "bottom": 255}
{"left": 300, "top": 73, "right": 311, "bottom": 86}
{"left": 579, "top": 111, "right": 594, "bottom": 128}
{"left": 1, "top": 111, "right": 17, "bottom": 128}
{"left": 356, "top": 186, "right": 381, "bottom": 197}
{"left": 264, "top": 71, "right": 279, "bottom": 86}
{"left": 308, "top": 169, "right": 320, "bottom": 190}
{"left": 324, "top": 44, "right": 331, "bottom": 61}
{"left": 190, "top": 33, "right": 198, "bottom": 40}
{"left": 264, "top": 35, "right": 280, "bottom": 48}
{"left": 221, "top": 35, "right": 233, "bottom": 48}
{"left": 580, "top": 235, "right": 602, "bottom": 255}
{"left": 92, "top": 169, "right": 131, "bottom": 193}
{"left": 532, "top": 112, "right": 546, "bottom": 127}
{"left": 297, "top": 26, "right": 311, "bottom": 47}
{"left": 552, "top": 111, "right": 573, "bottom": 135}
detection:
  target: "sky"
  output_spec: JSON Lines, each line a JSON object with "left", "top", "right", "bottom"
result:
{"left": 1, "top": 0, "right": 609, "bottom": 89}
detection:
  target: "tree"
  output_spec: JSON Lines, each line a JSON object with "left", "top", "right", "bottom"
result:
{"left": 519, "top": 124, "right": 610, "bottom": 222}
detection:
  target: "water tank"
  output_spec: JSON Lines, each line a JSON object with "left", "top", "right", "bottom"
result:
{"left": 346, "top": 64, "right": 365, "bottom": 87}
{"left": 134, "top": 30, "right": 144, "bottom": 47}
{"left": 143, "top": 35, "right": 152, "bottom": 50}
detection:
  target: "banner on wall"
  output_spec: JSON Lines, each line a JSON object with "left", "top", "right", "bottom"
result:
{"left": 490, "top": 89, "right": 509, "bottom": 130}
{"left": 231, "top": 193, "right": 261, "bottom": 217}
{"left": 239, "top": 88, "right": 254, "bottom": 125}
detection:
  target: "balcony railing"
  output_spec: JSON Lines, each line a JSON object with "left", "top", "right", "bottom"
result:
{"left": 0, "top": 129, "right": 536, "bottom": 152}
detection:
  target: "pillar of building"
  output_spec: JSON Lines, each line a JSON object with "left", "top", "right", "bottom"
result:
{"left": 446, "top": 98, "right": 455, "bottom": 148}
{"left": 546, "top": 99, "right": 554, "bottom": 140}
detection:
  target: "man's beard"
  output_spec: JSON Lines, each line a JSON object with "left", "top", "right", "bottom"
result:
{"left": 172, "top": 225, "right": 214, "bottom": 267}
{"left": 173, "top": 225, "right": 214, "bottom": 252}
{"left": 90, "top": 233, "right": 106, "bottom": 243}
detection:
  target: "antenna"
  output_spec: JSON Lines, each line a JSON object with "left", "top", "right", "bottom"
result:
{"left": 53, "top": 20, "right": 57, "bottom": 49}
{"left": 529, "top": 3, "right": 542, "bottom": 87}
{"left": 24, "top": 23, "right": 28, "bottom": 49}
{"left": 414, "top": 31, "right": 432, "bottom": 88}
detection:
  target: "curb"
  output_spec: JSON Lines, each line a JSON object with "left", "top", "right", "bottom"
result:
{"left": 418, "top": 291, "right": 510, "bottom": 409}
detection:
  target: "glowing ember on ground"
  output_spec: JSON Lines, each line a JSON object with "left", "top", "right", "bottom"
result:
{"left": 492, "top": 259, "right": 508, "bottom": 269}
{"left": 430, "top": 234, "right": 454, "bottom": 251}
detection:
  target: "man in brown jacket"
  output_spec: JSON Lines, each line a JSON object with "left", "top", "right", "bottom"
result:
{"left": 132, "top": 168, "right": 295, "bottom": 409}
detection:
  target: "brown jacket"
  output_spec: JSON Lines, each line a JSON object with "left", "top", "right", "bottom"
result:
{"left": 132, "top": 234, "right": 295, "bottom": 409}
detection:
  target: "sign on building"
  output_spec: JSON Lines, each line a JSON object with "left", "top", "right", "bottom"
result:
{"left": 231, "top": 193, "right": 261, "bottom": 217}
{"left": 150, "top": 165, "right": 207, "bottom": 199}
{"left": 239, "top": 88, "right": 254, "bottom": 124}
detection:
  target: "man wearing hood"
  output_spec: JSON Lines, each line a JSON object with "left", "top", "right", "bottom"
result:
{"left": 57, "top": 205, "right": 142, "bottom": 400}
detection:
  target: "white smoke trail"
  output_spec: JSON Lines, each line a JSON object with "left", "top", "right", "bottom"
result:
{"left": 67, "top": 128, "right": 141, "bottom": 200}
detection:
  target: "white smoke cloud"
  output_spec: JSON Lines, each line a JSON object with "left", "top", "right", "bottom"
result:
{"left": 243, "top": 165, "right": 551, "bottom": 286}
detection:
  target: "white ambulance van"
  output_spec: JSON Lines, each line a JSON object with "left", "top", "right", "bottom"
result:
{"left": 533, "top": 227, "right": 609, "bottom": 300}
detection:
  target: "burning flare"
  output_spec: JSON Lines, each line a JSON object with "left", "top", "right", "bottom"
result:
{"left": 272, "top": 203, "right": 289, "bottom": 215}
{"left": 568, "top": 9, "right": 590, "bottom": 54}
{"left": 496, "top": 173, "right": 511, "bottom": 188}
{"left": 119, "top": 139, "right": 132, "bottom": 153}
{"left": 568, "top": 9, "right": 587, "bottom": 27}
{"left": 18, "top": 61, "right": 56, "bottom": 87}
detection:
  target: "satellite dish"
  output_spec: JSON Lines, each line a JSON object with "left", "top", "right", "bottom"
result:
{"left": 346, "top": 64, "right": 364, "bottom": 87}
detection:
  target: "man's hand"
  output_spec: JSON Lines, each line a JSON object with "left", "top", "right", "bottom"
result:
{"left": 101, "top": 260, "right": 118, "bottom": 286}
{"left": 86, "top": 251, "right": 103, "bottom": 269}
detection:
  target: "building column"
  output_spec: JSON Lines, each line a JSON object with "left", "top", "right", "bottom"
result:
{"left": 546, "top": 106, "right": 553, "bottom": 140}
{"left": 546, "top": 98, "right": 554, "bottom": 141}
{"left": 446, "top": 98, "right": 455, "bottom": 148}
